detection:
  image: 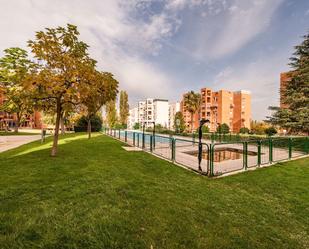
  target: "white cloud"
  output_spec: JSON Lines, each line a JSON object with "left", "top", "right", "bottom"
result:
{"left": 0, "top": 0, "right": 176, "bottom": 104}
{"left": 213, "top": 55, "right": 289, "bottom": 120}
{"left": 191, "top": 0, "right": 283, "bottom": 59}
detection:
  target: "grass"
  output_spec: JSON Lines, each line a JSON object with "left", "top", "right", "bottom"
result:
{"left": 0, "top": 133, "right": 308, "bottom": 249}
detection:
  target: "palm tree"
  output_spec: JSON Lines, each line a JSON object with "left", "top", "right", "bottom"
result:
{"left": 183, "top": 91, "right": 201, "bottom": 132}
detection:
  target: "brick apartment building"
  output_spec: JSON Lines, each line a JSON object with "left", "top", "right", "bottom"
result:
{"left": 0, "top": 88, "right": 42, "bottom": 130}
{"left": 181, "top": 88, "right": 251, "bottom": 133}
{"left": 280, "top": 71, "right": 293, "bottom": 108}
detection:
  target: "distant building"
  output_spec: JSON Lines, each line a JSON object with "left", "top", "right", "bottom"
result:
{"left": 128, "top": 98, "right": 169, "bottom": 129}
{"left": 127, "top": 107, "right": 138, "bottom": 129}
{"left": 168, "top": 102, "right": 180, "bottom": 130}
{"left": 181, "top": 88, "right": 251, "bottom": 132}
{"left": 0, "top": 87, "right": 42, "bottom": 130}
{"left": 280, "top": 71, "right": 292, "bottom": 108}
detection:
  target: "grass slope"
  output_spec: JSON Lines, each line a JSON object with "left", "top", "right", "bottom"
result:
{"left": 0, "top": 133, "right": 308, "bottom": 249}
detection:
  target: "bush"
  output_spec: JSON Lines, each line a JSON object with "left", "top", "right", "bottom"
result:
{"left": 74, "top": 115, "right": 102, "bottom": 132}
{"left": 264, "top": 127, "right": 277, "bottom": 137}
{"left": 239, "top": 127, "right": 250, "bottom": 134}
{"left": 202, "top": 125, "right": 210, "bottom": 133}
{"left": 217, "top": 123, "right": 230, "bottom": 134}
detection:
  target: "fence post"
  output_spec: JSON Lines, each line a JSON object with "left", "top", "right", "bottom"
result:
{"left": 209, "top": 144, "right": 214, "bottom": 177}
{"left": 288, "top": 137, "right": 292, "bottom": 159}
{"left": 125, "top": 131, "right": 127, "bottom": 142}
{"left": 269, "top": 139, "right": 273, "bottom": 163}
{"left": 133, "top": 132, "right": 136, "bottom": 146}
{"left": 257, "top": 140, "right": 261, "bottom": 166}
{"left": 150, "top": 135, "right": 153, "bottom": 152}
{"left": 171, "top": 138, "right": 176, "bottom": 162}
{"left": 306, "top": 136, "right": 309, "bottom": 154}
{"left": 137, "top": 133, "right": 140, "bottom": 147}
{"left": 118, "top": 129, "right": 121, "bottom": 139}
{"left": 114, "top": 129, "right": 116, "bottom": 137}
{"left": 243, "top": 142, "right": 248, "bottom": 170}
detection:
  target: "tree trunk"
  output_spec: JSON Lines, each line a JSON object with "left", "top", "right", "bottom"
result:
{"left": 60, "top": 116, "right": 65, "bottom": 135}
{"left": 51, "top": 100, "right": 62, "bottom": 157}
{"left": 14, "top": 113, "right": 20, "bottom": 133}
{"left": 87, "top": 118, "right": 91, "bottom": 139}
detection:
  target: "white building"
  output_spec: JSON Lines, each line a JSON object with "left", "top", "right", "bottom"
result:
{"left": 128, "top": 98, "right": 169, "bottom": 129}
{"left": 127, "top": 107, "right": 138, "bottom": 129}
{"left": 168, "top": 102, "right": 180, "bottom": 130}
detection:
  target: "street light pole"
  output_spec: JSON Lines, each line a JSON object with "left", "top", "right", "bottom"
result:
{"left": 198, "top": 119, "right": 210, "bottom": 171}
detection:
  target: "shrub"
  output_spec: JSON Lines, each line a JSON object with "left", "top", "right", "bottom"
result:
{"left": 74, "top": 115, "right": 102, "bottom": 132}
{"left": 239, "top": 127, "right": 250, "bottom": 134}
{"left": 264, "top": 127, "right": 277, "bottom": 136}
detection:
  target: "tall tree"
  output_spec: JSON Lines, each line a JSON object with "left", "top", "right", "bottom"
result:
{"left": 106, "top": 99, "right": 117, "bottom": 128}
{"left": 119, "top": 90, "right": 129, "bottom": 127}
{"left": 183, "top": 91, "right": 201, "bottom": 132}
{"left": 80, "top": 67, "right": 118, "bottom": 139}
{"left": 174, "top": 111, "right": 185, "bottom": 133}
{"left": 267, "top": 32, "right": 309, "bottom": 134}
{"left": 0, "top": 48, "right": 36, "bottom": 132}
{"left": 26, "top": 24, "right": 95, "bottom": 156}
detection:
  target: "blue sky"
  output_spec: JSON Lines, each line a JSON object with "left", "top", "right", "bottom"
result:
{"left": 0, "top": 0, "right": 308, "bottom": 120}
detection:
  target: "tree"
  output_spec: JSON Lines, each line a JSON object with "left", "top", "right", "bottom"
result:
{"left": 264, "top": 127, "right": 277, "bottom": 137}
{"left": 183, "top": 91, "right": 201, "bottom": 132}
{"left": 106, "top": 99, "right": 117, "bottom": 128}
{"left": 202, "top": 125, "right": 210, "bottom": 133}
{"left": 133, "top": 122, "right": 140, "bottom": 130}
{"left": 267, "top": 32, "right": 309, "bottom": 134}
{"left": 239, "top": 127, "right": 250, "bottom": 134}
{"left": 217, "top": 123, "right": 229, "bottom": 134}
{"left": 26, "top": 24, "right": 95, "bottom": 156}
{"left": 250, "top": 120, "right": 269, "bottom": 135}
{"left": 119, "top": 90, "right": 129, "bottom": 127}
{"left": 174, "top": 111, "right": 185, "bottom": 133}
{"left": 0, "top": 48, "right": 36, "bottom": 132}
{"left": 80, "top": 66, "right": 118, "bottom": 139}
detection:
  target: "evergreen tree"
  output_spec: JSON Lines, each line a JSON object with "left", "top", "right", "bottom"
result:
{"left": 267, "top": 32, "right": 309, "bottom": 133}
{"left": 119, "top": 90, "right": 129, "bottom": 127}
{"left": 106, "top": 100, "right": 117, "bottom": 128}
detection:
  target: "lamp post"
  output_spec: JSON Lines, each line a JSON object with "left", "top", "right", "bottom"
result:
{"left": 198, "top": 119, "right": 210, "bottom": 171}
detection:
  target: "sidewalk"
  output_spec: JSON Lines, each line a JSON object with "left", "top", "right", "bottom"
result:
{"left": 0, "top": 135, "right": 41, "bottom": 153}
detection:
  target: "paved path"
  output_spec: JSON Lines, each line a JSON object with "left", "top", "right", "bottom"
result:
{"left": 0, "top": 135, "right": 41, "bottom": 153}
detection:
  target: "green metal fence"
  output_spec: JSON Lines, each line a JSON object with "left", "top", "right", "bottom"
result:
{"left": 102, "top": 128, "right": 308, "bottom": 177}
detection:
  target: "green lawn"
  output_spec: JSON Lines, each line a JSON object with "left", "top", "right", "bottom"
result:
{"left": 0, "top": 133, "right": 308, "bottom": 249}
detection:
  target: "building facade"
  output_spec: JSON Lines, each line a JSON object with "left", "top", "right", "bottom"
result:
{"left": 181, "top": 88, "right": 251, "bottom": 132}
{"left": 127, "top": 107, "right": 138, "bottom": 129}
{"left": 0, "top": 88, "right": 42, "bottom": 130}
{"left": 128, "top": 98, "right": 169, "bottom": 129}
{"left": 280, "top": 71, "right": 292, "bottom": 108}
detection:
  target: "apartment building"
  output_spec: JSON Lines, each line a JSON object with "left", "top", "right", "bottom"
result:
{"left": 0, "top": 88, "right": 42, "bottom": 130}
{"left": 128, "top": 98, "right": 169, "bottom": 129}
{"left": 168, "top": 102, "right": 180, "bottom": 130}
{"left": 181, "top": 88, "right": 251, "bottom": 132}
{"left": 127, "top": 107, "right": 138, "bottom": 129}
{"left": 280, "top": 71, "right": 292, "bottom": 108}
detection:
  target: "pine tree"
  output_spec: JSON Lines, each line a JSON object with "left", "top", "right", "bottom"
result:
{"left": 268, "top": 31, "right": 309, "bottom": 134}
